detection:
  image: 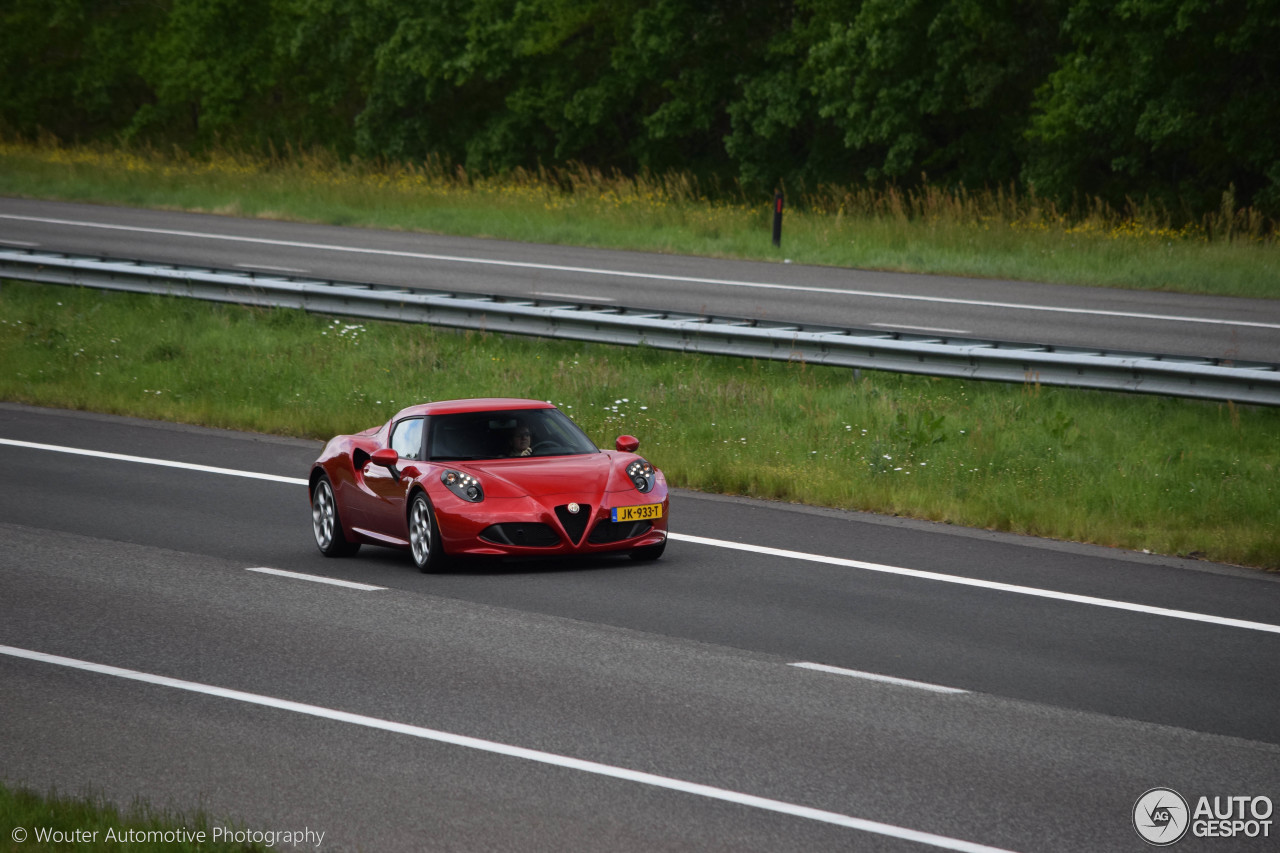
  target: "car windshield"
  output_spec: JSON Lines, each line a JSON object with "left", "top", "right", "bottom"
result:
{"left": 427, "top": 408, "right": 600, "bottom": 461}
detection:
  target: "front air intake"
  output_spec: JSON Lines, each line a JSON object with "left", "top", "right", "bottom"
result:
{"left": 480, "top": 523, "right": 560, "bottom": 547}
{"left": 554, "top": 504, "right": 592, "bottom": 544}
{"left": 587, "top": 519, "right": 652, "bottom": 544}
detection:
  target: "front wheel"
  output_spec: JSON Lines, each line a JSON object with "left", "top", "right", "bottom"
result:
{"left": 409, "top": 491, "right": 446, "bottom": 573}
{"left": 312, "top": 476, "right": 360, "bottom": 557}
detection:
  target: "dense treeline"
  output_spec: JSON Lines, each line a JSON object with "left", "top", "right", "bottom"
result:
{"left": 3, "top": 0, "right": 1278, "bottom": 217}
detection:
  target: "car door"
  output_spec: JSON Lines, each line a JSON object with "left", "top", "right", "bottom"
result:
{"left": 358, "top": 417, "right": 425, "bottom": 541}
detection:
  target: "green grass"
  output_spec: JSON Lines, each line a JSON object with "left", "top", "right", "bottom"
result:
{"left": 0, "top": 782, "right": 269, "bottom": 852}
{"left": 1, "top": 141, "right": 1276, "bottom": 299}
{"left": 3, "top": 280, "right": 1276, "bottom": 568}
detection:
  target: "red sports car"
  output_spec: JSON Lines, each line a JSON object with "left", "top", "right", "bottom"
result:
{"left": 309, "top": 398, "right": 668, "bottom": 571}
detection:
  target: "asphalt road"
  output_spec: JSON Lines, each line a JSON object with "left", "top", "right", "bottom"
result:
{"left": 2, "top": 404, "right": 1278, "bottom": 852}
{"left": 2, "top": 197, "right": 1278, "bottom": 363}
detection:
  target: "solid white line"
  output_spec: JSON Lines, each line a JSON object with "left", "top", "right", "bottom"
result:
{"left": 0, "top": 238, "right": 40, "bottom": 247}
{"left": 0, "top": 438, "right": 308, "bottom": 486}
{"left": 3, "top": 213, "right": 1275, "bottom": 330}
{"left": 791, "top": 662, "right": 968, "bottom": 694}
{"left": 666, "top": 533, "right": 1280, "bottom": 635}
{"left": 6, "top": 438, "right": 1276, "bottom": 635}
{"left": 246, "top": 567, "right": 385, "bottom": 591}
{"left": 0, "top": 644, "right": 1017, "bottom": 853}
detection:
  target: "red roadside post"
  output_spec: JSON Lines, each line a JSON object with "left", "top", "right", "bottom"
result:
{"left": 772, "top": 190, "right": 784, "bottom": 247}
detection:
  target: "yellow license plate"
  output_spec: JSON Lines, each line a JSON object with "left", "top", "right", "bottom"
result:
{"left": 612, "top": 503, "right": 663, "bottom": 522}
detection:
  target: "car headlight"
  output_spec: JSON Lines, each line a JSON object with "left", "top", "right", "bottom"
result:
{"left": 441, "top": 470, "right": 483, "bottom": 502}
{"left": 626, "top": 459, "right": 655, "bottom": 493}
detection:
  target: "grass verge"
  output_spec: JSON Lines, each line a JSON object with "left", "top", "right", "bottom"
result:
{"left": 0, "top": 141, "right": 1276, "bottom": 299}
{"left": 2, "top": 280, "right": 1276, "bottom": 569}
{"left": 0, "top": 782, "right": 269, "bottom": 851}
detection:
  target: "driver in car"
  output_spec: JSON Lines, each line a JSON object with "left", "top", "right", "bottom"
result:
{"left": 507, "top": 424, "right": 533, "bottom": 456}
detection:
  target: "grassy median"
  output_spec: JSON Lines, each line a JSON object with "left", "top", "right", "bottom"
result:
{"left": 0, "top": 782, "right": 270, "bottom": 852}
{"left": 0, "top": 140, "right": 1276, "bottom": 299}
{"left": 1, "top": 280, "right": 1276, "bottom": 568}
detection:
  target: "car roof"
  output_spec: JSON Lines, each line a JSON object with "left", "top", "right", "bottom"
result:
{"left": 392, "top": 398, "right": 556, "bottom": 419}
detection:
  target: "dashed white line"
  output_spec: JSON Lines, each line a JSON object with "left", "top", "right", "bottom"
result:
{"left": 246, "top": 567, "right": 385, "bottom": 590}
{"left": 872, "top": 323, "right": 971, "bottom": 336}
{"left": 234, "top": 263, "right": 309, "bottom": 274}
{"left": 531, "top": 291, "right": 616, "bottom": 303}
{"left": 5, "top": 438, "right": 1277, "bottom": 635}
{"left": 3, "top": 212, "right": 1276, "bottom": 330}
{"left": 0, "top": 644, "right": 1018, "bottom": 852}
{"left": 791, "top": 662, "right": 968, "bottom": 694}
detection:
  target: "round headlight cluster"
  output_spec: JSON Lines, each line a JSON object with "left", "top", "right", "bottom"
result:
{"left": 626, "top": 459, "right": 655, "bottom": 493}
{"left": 441, "top": 470, "right": 483, "bottom": 502}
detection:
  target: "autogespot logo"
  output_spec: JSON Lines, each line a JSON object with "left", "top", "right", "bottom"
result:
{"left": 1134, "top": 788, "right": 1191, "bottom": 846}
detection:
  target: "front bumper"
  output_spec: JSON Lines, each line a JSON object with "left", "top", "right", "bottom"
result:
{"left": 435, "top": 490, "right": 669, "bottom": 557}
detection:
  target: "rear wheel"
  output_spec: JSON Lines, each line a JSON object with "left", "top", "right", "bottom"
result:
{"left": 312, "top": 476, "right": 359, "bottom": 557}
{"left": 409, "top": 491, "right": 446, "bottom": 573}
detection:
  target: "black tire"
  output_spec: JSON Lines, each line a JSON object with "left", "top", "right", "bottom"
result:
{"left": 629, "top": 539, "right": 667, "bottom": 561}
{"left": 409, "top": 491, "right": 447, "bottom": 573}
{"left": 312, "top": 476, "right": 360, "bottom": 557}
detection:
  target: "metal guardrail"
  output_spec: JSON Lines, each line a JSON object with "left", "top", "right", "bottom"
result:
{"left": 3, "top": 249, "right": 1278, "bottom": 406}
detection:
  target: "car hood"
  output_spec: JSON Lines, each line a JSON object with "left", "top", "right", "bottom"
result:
{"left": 453, "top": 452, "right": 623, "bottom": 499}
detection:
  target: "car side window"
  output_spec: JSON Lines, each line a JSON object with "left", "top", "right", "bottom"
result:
{"left": 390, "top": 418, "right": 424, "bottom": 460}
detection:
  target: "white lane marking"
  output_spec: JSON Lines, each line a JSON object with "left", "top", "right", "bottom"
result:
{"left": 3, "top": 213, "right": 1275, "bottom": 331}
{"left": 872, "top": 323, "right": 971, "bottom": 336}
{"left": 667, "top": 533, "right": 1280, "bottom": 635}
{"left": 0, "top": 644, "right": 1017, "bottom": 853}
{"left": 0, "top": 438, "right": 309, "bottom": 486}
{"left": 246, "top": 567, "right": 385, "bottom": 591}
{"left": 7, "top": 438, "right": 1278, "bottom": 636}
{"left": 791, "top": 662, "right": 968, "bottom": 695}
{"left": 0, "top": 238, "right": 40, "bottom": 247}
{"left": 234, "top": 263, "right": 309, "bottom": 274}
{"left": 531, "top": 291, "right": 617, "bottom": 303}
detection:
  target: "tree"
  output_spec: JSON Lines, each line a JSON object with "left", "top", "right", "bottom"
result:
{"left": 0, "top": 0, "right": 161, "bottom": 139}
{"left": 1025, "top": 0, "right": 1280, "bottom": 215}
{"left": 805, "top": 0, "right": 1066, "bottom": 187}
{"left": 129, "top": 0, "right": 282, "bottom": 143}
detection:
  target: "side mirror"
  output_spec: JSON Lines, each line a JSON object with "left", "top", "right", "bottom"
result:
{"left": 371, "top": 447, "right": 401, "bottom": 480}
{"left": 615, "top": 435, "right": 639, "bottom": 453}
